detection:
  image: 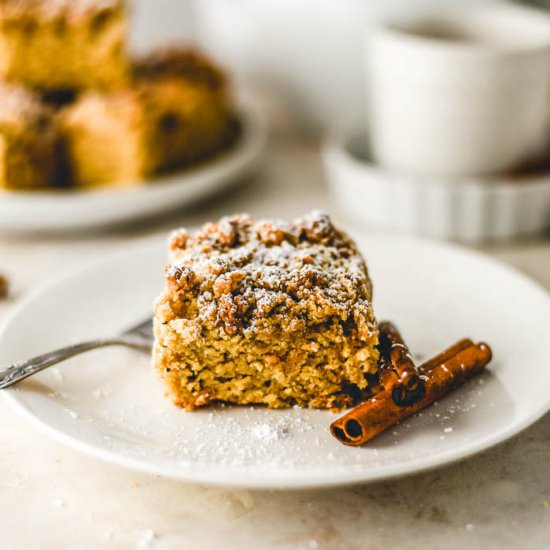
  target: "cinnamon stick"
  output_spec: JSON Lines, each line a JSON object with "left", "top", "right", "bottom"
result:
{"left": 378, "top": 321, "right": 418, "bottom": 382}
{"left": 420, "top": 338, "right": 473, "bottom": 372}
{"left": 331, "top": 340, "right": 492, "bottom": 446}
{"left": 378, "top": 321, "right": 425, "bottom": 406}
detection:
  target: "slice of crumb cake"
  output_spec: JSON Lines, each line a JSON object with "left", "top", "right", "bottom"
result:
{"left": 0, "top": 84, "right": 60, "bottom": 190}
{"left": 0, "top": 0, "right": 129, "bottom": 91}
{"left": 153, "top": 212, "right": 379, "bottom": 410}
{"left": 59, "top": 48, "right": 233, "bottom": 188}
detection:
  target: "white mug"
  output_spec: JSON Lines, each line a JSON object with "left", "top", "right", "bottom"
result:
{"left": 365, "top": 4, "right": 550, "bottom": 176}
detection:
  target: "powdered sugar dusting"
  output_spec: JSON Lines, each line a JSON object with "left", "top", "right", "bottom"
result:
{"left": 78, "top": 370, "right": 493, "bottom": 472}
{"left": 136, "top": 529, "right": 156, "bottom": 549}
{"left": 251, "top": 419, "right": 291, "bottom": 442}
{"left": 160, "top": 212, "right": 376, "bottom": 338}
{"left": 36, "top": 347, "right": 503, "bottom": 479}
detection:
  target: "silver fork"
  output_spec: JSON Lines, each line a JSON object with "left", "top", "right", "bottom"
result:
{"left": 0, "top": 317, "right": 153, "bottom": 390}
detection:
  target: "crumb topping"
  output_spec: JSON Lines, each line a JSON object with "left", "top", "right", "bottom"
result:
{"left": 161, "top": 212, "right": 376, "bottom": 339}
{"left": 133, "top": 48, "right": 227, "bottom": 91}
{"left": 0, "top": 0, "right": 122, "bottom": 20}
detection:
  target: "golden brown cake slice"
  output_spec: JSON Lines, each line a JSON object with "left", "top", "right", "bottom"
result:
{"left": 59, "top": 49, "right": 233, "bottom": 188}
{"left": 0, "top": 0, "right": 128, "bottom": 91}
{"left": 153, "top": 212, "right": 379, "bottom": 410}
{"left": 0, "top": 84, "right": 59, "bottom": 190}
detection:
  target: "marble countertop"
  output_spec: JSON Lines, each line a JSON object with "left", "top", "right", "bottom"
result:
{"left": 1, "top": 136, "right": 549, "bottom": 550}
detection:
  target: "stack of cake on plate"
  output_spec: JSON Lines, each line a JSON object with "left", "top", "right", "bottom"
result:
{"left": 0, "top": 0, "right": 234, "bottom": 191}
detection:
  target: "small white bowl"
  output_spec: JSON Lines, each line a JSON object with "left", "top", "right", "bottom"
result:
{"left": 323, "top": 134, "right": 550, "bottom": 243}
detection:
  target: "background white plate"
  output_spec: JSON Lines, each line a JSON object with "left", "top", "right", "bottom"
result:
{"left": 1, "top": 233, "right": 550, "bottom": 490}
{"left": 0, "top": 105, "right": 266, "bottom": 233}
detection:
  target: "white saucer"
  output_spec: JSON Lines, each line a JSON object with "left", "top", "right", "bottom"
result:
{"left": 1, "top": 233, "right": 549, "bottom": 489}
{"left": 323, "top": 135, "right": 550, "bottom": 243}
{"left": 0, "top": 105, "right": 267, "bottom": 233}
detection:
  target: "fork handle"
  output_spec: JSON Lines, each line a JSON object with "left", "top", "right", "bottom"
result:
{"left": 0, "top": 338, "right": 151, "bottom": 390}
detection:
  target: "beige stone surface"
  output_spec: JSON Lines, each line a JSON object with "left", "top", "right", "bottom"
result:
{"left": 1, "top": 136, "right": 549, "bottom": 549}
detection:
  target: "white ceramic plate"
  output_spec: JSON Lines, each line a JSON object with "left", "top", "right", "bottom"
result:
{"left": 0, "top": 105, "right": 267, "bottom": 233}
{"left": 1, "top": 233, "right": 550, "bottom": 489}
